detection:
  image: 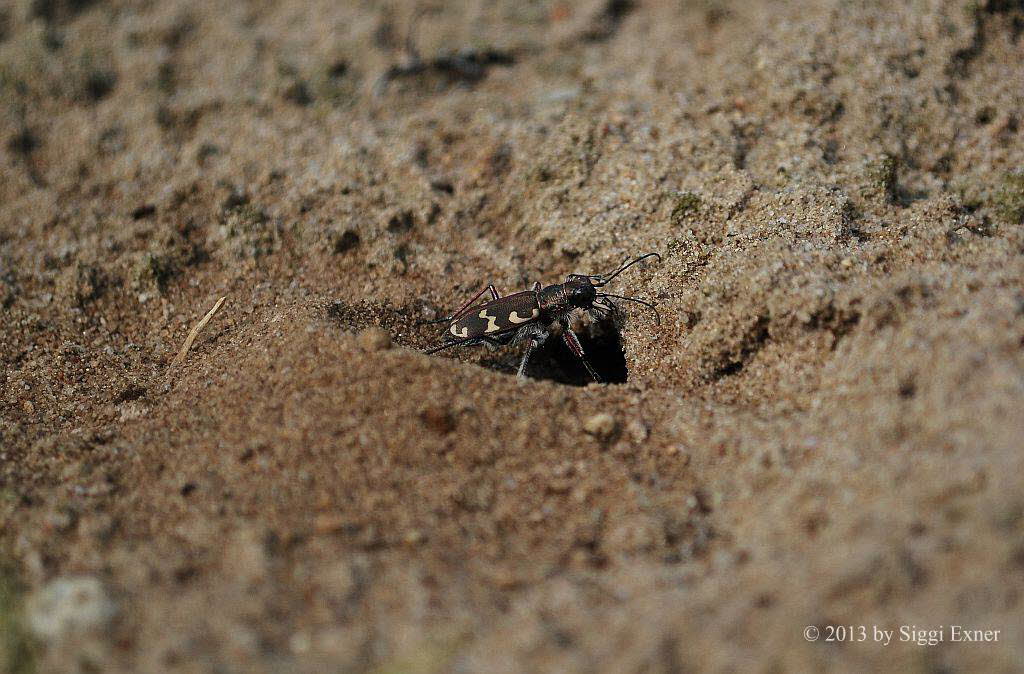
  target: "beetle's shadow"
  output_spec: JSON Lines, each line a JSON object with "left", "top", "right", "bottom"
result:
{"left": 478, "top": 320, "right": 628, "bottom": 386}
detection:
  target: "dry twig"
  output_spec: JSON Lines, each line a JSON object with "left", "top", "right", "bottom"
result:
{"left": 171, "top": 296, "right": 226, "bottom": 366}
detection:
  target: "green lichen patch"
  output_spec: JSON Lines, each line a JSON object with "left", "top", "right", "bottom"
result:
{"left": 532, "top": 165, "right": 554, "bottom": 182}
{"left": 311, "top": 59, "right": 358, "bottom": 108}
{"left": 0, "top": 561, "right": 37, "bottom": 674}
{"left": 281, "top": 78, "right": 312, "bottom": 106}
{"left": 217, "top": 204, "right": 279, "bottom": 260}
{"left": 131, "top": 250, "right": 177, "bottom": 290}
{"left": 56, "top": 261, "right": 107, "bottom": 306}
{"left": 861, "top": 154, "right": 899, "bottom": 202}
{"left": 993, "top": 171, "right": 1024, "bottom": 224}
{"left": 130, "top": 228, "right": 202, "bottom": 292}
{"left": 670, "top": 192, "right": 703, "bottom": 226}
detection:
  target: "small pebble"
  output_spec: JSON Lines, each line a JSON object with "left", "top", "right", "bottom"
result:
{"left": 612, "top": 441, "right": 635, "bottom": 458}
{"left": 290, "top": 631, "right": 312, "bottom": 654}
{"left": 356, "top": 327, "right": 392, "bottom": 352}
{"left": 668, "top": 446, "right": 691, "bottom": 465}
{"left": 605, "top": 515, "right": 661, "bottom": 554}
{"left": 420, "top": 405, "right": 455, "bottom": 435}
{"left": 313, "top": 513, "right": 347, "bottom": 535}
{"left": 402, "top": 529, "right": 426, "bottom": 546}
{"left": 627, "top": 418, "right": 649, "bottom": 443}
{"left": 226, "top": 527, "right": 269, "bottom": 585}
{"left": 320, "top": 561, "right": 356, "bottom": 599}
{"left": 489, "top": 567, "right": 519, "bottom": 590}
{"left": 547, "top": 479, "right": 573, "bottom": 494}
{"left": 26, "top": 576, "right": 117, "bottom": 640}
{"left": 44, "top": 511, "right": 75, "bottom": 533}
{"left": 583, "top": 413, "right": 617, "bottom": 440}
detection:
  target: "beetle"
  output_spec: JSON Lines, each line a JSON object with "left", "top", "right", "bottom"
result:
{"left": 422, "top": 253, "right": 661, "bottom": 382}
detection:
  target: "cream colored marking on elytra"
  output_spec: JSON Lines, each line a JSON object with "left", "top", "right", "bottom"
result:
{"left": 479, "top": 308, "right": 500, "bottom": 333}
{"left": 450, "top": 323, "right": 469, "bottom": 338}
{"left": 508, "top": 308, "right": 539, "bottom": 324}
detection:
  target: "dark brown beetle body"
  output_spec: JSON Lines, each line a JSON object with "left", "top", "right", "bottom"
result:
{"left": 424, "top": 254, "right": 660, "bottom": 382}
{"left": 448, "top": 290, "right": 541, "bottom": 340}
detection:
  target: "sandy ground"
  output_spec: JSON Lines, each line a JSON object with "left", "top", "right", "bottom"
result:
{"left": 2, "top": 0, "right": 1024, "bottom": 672}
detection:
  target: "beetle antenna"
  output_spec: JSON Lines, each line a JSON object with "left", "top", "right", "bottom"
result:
{"left": 592, "top": 253, "right": 661, "bottom": 287}
{"left": 597, "top": 293, "right": 661, "bottom": 324}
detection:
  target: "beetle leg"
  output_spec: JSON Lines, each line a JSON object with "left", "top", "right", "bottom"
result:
{"left": 450, "top": 284, "right": 500, "bottom": 320}
{"left": 562, "top": 327, "right": 601, "bottom": 383}
{"left": 481, "top": 335, "right": 506, "bottom": 352}
{"left": 591, "top": 299, "right": 617, "bottom": 323}
{"left": 517, "top": 337, "right": 539, "bottom": 379}
{"left": 424, "top": 336, "right": 481, "bottom": 355}
{"left": 418, "top": 284, "right": 501, "bottom": 326}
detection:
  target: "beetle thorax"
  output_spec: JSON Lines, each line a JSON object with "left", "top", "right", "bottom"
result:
{"left": 538, "top": 278, "right": 596, "bottom": 318}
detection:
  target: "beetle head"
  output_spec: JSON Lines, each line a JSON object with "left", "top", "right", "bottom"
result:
{"left": 564, "top": 275, "right": 598, "bottom": 307}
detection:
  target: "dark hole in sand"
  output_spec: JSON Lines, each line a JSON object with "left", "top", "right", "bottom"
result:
{"left": 479, "top": 319, "right": 628, "bottom": 386}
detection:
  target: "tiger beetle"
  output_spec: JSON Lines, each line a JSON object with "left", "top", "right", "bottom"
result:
{"left": 422, "top": 253, "right": 661, "bottom": 382}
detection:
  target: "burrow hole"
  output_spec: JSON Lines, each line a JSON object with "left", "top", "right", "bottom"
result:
{"left": 477, "top": 318, "right": 628, "bottom": 386}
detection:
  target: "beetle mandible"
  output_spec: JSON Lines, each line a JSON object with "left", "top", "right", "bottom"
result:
{"left": 422, "top": 253, "right": 661, "bottom": 382}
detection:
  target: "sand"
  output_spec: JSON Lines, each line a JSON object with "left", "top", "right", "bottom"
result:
{"left": 2, "top": 0, "right": 1023, "bottom": 671}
